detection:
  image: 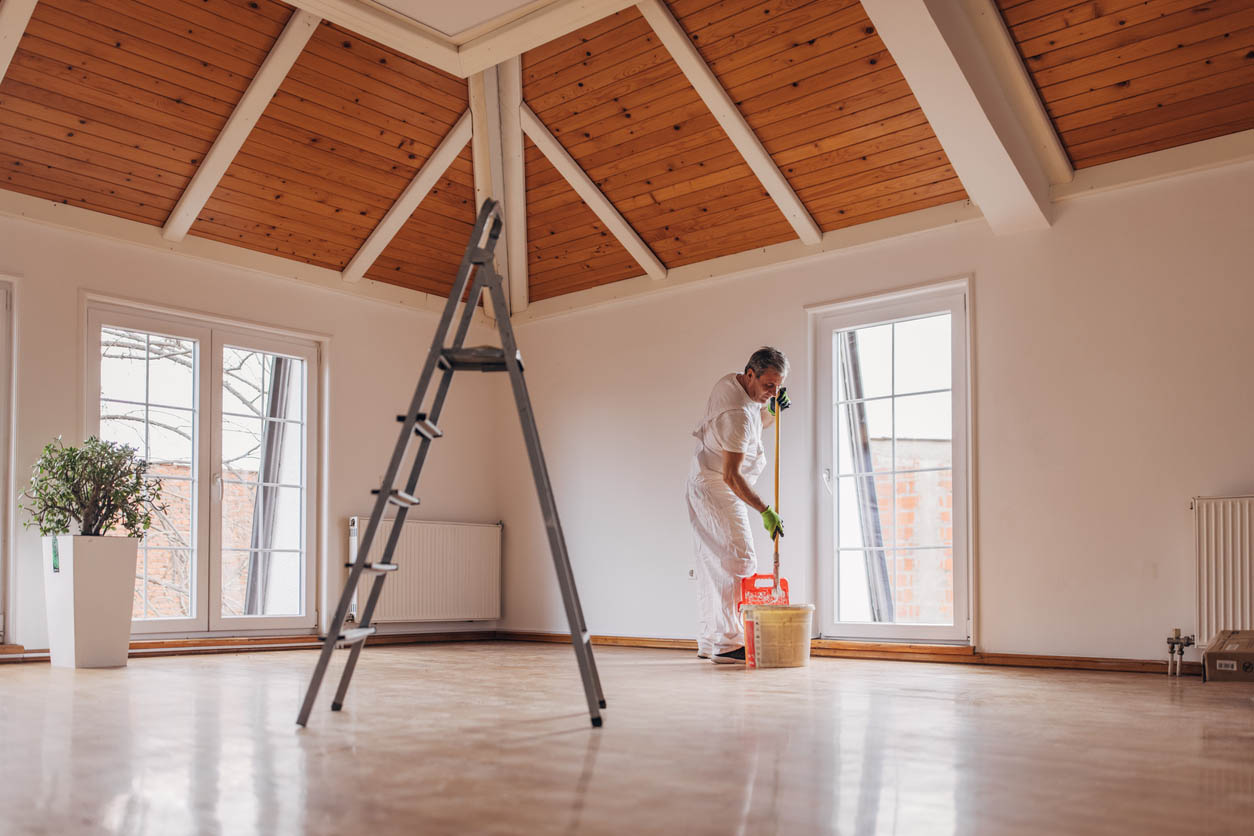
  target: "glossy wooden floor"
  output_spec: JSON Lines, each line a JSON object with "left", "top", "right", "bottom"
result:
{"left": 3, "top": 642, "right": 1253, "bottom": 835}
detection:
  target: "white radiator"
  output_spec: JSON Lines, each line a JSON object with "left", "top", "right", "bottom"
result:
{"left": 1195, "top": 496, "right": 1254, "bottom": 644}
{"left": 349, "top": 517, "right": 501, "bottom": 623}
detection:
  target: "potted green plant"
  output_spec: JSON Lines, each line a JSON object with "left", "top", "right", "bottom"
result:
{"left": 21, "top": 437, "right": 164, "bottom": 668}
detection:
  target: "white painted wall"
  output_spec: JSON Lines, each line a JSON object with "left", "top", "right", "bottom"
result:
{"left": 0, "top": 215, "right": 504, "bottom": 649}
{"left": 499, "top": 160, "right": 1254, "bottom": 662}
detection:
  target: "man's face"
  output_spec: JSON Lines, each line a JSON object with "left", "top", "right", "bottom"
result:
{"left": 743, "top": 367, "right": 784, "bottom": 404}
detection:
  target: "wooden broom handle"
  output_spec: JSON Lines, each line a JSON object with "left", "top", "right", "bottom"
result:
{"left": 773, "top": 394, "right": 780, "bottom": 587}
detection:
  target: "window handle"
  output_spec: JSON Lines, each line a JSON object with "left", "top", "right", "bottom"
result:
{"left": 212, "top": 473, "right": 222, "bottom": 502}
{"left": 822, "top": 467, "right": 834, "bottom": 496}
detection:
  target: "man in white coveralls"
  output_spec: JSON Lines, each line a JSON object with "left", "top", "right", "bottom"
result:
{"left": 687, "top": 347, "right": 790, "bottom": 663}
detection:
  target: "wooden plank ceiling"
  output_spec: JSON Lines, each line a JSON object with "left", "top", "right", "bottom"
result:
{"left": 0, "top": 0, "right": 471, "bottom": 296}
{"left": 996, "top": 0, "right": 1254, "bottom": 168}
{"left": 673, "top": 0, "right": 965, "bottom": 231}
{"left": 194, "top": 16, "right": 472, "bottom": 294}
{"left": 0, "top": 0, "right": 287, "bottom": 225}
{"left": 0, "top": 0, "right": 1245, "bottom": 304}
{"left": 521, "top": 0, "right": 964, "bottom": 298}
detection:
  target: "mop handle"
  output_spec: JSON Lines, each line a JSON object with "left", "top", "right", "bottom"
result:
{"left": 773, "top": 389, "right": 781, "bottom": 589}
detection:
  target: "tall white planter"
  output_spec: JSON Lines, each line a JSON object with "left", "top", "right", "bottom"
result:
{"left": 42, "top": 535, "right": 138, "bottom": 668}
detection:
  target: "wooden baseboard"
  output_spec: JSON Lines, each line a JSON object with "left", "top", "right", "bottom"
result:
{"left": 496, "top": 631, "right": 1200, "bottom": 675}
{"left": 2, "top": 629, "right": 1203, "bottom": 677}
{"left": 496, "top": 631, "right": 697, "bottom": 651}
{"left": 0, "top": 630, "right": 497, "bottom": 663}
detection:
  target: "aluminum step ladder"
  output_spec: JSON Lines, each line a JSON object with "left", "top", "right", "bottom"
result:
{"left": 296, "top": 200, "right": 606, "bottom": 728}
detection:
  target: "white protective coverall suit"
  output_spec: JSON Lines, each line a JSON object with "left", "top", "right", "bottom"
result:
{"left": 686, "top": 373, "right": 769, "bottom": 656}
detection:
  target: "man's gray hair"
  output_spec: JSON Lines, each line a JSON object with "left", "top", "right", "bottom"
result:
{"left": 745, "top": 346, "right": 788, "bottom": 377}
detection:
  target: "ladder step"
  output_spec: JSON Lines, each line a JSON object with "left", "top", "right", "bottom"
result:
{"left": 469, "top": 247, "right": 492, "bottom": 264}
{"left": 439, "top": 346, "right": 524, "bottom": 373}
{"left": 371, "top": 488, "right": 420, "bottom": 508}
{"left": 345, "top": 562, "right": 398, "bottom": 574}
{"left": 395, "top": 412, "right": 443, "bottom": 440}
{"left": 335, "top": 627, "right": 375, "bottom": 645}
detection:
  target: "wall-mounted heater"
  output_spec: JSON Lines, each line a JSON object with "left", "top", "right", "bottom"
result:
{"left": 1195, "top": 495, "right": 1253, "bottom": 645}
{"left": 348, "top": 517, "right": 502, "bottom": 623}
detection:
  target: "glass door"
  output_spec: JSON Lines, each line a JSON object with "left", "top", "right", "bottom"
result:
{"left": 89, "top": 307, "right": 211, "bottom": 635}
{"left": 209, "top": 331, "right": 317, "bottom": 631}
{"left": 814, "top": 283, "right": 969, "bottom": 642}
{"left": 88, "top": 305, "right": 317, "bottom": 634}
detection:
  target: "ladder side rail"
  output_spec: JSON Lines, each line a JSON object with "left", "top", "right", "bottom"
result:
{"left": 485, "top": 274, "right": 606, "bottom": 725}
{"left": 328, "top": 223, "right": 505, "bottom": 712}
{"left": 297, "top": 202, "right": 500, "bottom": 726}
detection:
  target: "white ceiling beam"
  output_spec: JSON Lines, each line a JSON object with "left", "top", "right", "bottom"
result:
{"left": 458, "top": 0, "right": 637, "bottom": 77}
{"left": 0, "top": 0, "right": 38, "bottom": 85}
{"left": 163, "top": 10, "right": 319, "bottom": 242}
{"left": 962, "top": 0, "right": 1071, "bottom": 186}
{"left": 290, "top": 0, "right": 461, "bottom": 76}
{"left": 469, "top": 69, "right": 506, "bottom": 319}
{"left": 342, "top": 110, "right": 472, "bottom": 283}
{"left": 498, "top": 56, "right": 529, "bottom": 314}
{"left": 520, "top": 103, "right": 666, "bottom": 281}
{"left": 637, "top": 0, "right": 821, "bottom": 247}
{"left": 861, "top": 0, "right": 1053, "bottom": 235}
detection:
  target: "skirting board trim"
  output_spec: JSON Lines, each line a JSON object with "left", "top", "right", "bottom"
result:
{"left": 496, "top": 631, "right": 1203, "bottom": 676}
{"left": 1, "top": 630, "right": 1205, "bottom": 676}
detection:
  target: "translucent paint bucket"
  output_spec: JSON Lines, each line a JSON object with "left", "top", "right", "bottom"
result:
{"left": 742, "top": 604, "right": 814, "bottom": 668}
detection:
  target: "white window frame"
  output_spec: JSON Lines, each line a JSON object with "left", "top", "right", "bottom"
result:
{"left": 810, "top": 278, "right": 972, "bottom": 643}
{"left": 85, "top": 300, "right": 319, "bottom": 635}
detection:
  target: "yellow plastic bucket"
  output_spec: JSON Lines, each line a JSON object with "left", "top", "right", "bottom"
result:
{"left": 742, "top": 603, "right": 814, "bottom": 668}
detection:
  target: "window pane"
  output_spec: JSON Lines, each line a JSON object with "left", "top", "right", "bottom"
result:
{"left": 147, "top": 335, "right": 195, "bottom": 409}
{"left": 893, "top": 549, "right": 953, "bottom": 625}
{"left": 222, "top": 414, "right": 262, "bottom": 481}
{"left": 144, "top": 478, "right": 194, "bottom": 549}
{"left": 221, "top": 482, "right": 257, "bottom": 551}
{"left": 835, "top": 323, "right": 891, "bottom": 402}
{"left": 894, "top": 392, "right": 951, "bottom": 472}
{"left": 100, "top": 328, "right": 147, "bottom": 403}
{"left": 896, "top": 470, "right": 953, "bottom": 549}
{"left": 836, "top": 550, "right": 872, "bottom": 623}
{"left": 894, "top": 314, "right": 951, "bottom": 395}
{"left": 221, "top": 550, "right": 248, "bottom": 617}
{"left": 141, "top": 549, "right": 192, "bottom": 619}
{"left": 147, "top": 406, "right": 194, "bottom": 468}
{"left": 837, "top": 549, "right": 894, "bottom": 624}
{"left": 222, "top": 347, "right": 266, "bottom": 417}
{"left": 838, "top": 474, "right": 893, "bottom": 549}
{"left": 265, "top": 419, "right": 303, "bottom": 486}
{"left": 220, "top": 551, "right": 302, "bottom": 617}
{"left": 100, "top": 402, "right": 146, "bottom": 453}
{"left": 835, "top": 398, "right": 891, "bottom": 475}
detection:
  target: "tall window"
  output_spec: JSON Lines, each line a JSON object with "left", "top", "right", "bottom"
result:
{"left": 815, "top": 282, "right": 969, "bottom": 642}
{"left": 87, "top": 303, "right": 318, "bottom": 635}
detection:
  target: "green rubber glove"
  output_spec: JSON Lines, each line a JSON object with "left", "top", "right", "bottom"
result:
{"left": 768, "top": 387, "right": 790, "bottom": 417}
{"left": 761, "top": 506, "right": 784, "bottom": 539}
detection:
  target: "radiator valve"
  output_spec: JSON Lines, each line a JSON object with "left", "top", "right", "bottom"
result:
{"left": 1166, "top": 628, "right": 1195, "bottom": 676}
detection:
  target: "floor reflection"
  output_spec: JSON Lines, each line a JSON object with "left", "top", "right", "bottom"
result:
{"left": 2, "top": 645, "right": 1253, "bottom": 835}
